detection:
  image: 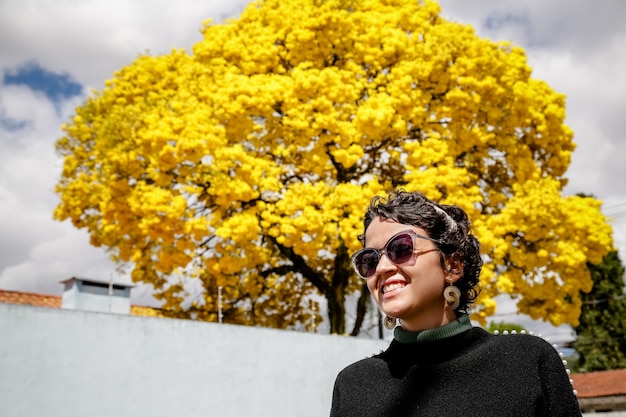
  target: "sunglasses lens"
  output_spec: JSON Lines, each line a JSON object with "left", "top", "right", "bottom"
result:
{"left": 352, "top": 233, "right": 417, "bottom": 278}
{"left": 387, "top": 233, "right": 414, "bottom": 263}
{"left": 353, "top": 249, "right": 380, "bottom": 278}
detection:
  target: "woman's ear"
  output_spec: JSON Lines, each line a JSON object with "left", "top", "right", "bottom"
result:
{"left": 445, "top": 257, "right": 464, "bottom": 283}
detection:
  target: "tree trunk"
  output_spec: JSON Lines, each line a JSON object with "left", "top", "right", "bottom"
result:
{"left": 350, "top": 283, "right": 370, "bottom": 336}
{"left": 326, "top": 285, "right": 346, "bottom": 334}
{"left": 327, "top": 241, "right": 351, "bottom": 334}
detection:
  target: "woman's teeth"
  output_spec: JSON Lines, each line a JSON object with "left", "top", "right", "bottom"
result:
{"left": 383, "top": 283, "right": 405, "bottom": 293}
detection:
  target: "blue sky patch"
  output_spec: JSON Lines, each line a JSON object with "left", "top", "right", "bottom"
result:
{"left": 3, "top": 61, "right": 83, "bottom": 103}
{"left": 484, "top": 13, "right": 528, "bottom": 31}
{"left": 0, "top": 114, "right": 30, "bottom": 132}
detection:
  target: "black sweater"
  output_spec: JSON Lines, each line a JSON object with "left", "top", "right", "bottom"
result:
{"left": 331, "top": 317, "right": 581, "bottom": 417}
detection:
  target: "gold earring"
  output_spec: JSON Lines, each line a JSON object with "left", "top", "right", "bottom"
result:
{"left": 384, "top": 315, "right": 397, "bottom": 330}
{"left": 443, "top": 283, "right": 461, "bottom": 310}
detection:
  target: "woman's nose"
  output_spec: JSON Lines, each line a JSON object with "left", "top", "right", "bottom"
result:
{"left": 375, "top": 252, "right": 396, "bottom": 276}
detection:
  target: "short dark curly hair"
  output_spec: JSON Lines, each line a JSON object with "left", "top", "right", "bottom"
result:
{"left": 359, "top": 190, "right": 482, "bottom": 313}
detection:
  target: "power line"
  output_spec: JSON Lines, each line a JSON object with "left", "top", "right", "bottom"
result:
{"left": 582, "top": 294, "right": 626, "bottom": 305}
{"left": 572, "top": 335, "right": 626, "bottom": 346}
{"left": 603, "top": 201, "right": 626, "bottom": 211}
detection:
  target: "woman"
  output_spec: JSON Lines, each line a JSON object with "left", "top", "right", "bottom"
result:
{"left": 330, "top": 190, "right": 581, "bottom": 417}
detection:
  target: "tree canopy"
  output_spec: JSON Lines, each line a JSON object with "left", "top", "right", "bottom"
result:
{"left": 54, "top": 0, "right": 613, "bottom": 334}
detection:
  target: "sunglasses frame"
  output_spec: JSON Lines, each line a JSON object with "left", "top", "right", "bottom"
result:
{"left": 351, "top": 230, "right": 443, "bottom": 279}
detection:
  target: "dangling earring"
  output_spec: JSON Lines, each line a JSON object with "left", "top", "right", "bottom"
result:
{"left": 444, "top": 283, "right": 461, "bottom": 310}
{"left": 384, "top": 315, "right": 397, "bottom": 330}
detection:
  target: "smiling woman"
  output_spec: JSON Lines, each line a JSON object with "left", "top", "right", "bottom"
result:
{"left": 331, "top": 189, "right": 582, "bottom": 417}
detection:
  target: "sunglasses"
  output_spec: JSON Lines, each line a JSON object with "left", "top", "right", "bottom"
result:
{"left": 351, "top": 230, "right": 443, "bottom": 279}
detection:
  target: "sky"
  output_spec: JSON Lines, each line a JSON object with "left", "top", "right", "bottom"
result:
{"left": 1, "top": 0, "right": 625, "bottom": 343}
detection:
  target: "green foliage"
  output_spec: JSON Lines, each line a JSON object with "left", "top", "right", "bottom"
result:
{"left": 564, "top": 352, "right": 581, "bottom": 374}
{"left": 486, "top": 321, "right": 527, "bottom": 334}
{"left": 574, "top": 250, "right": 626, "bottom": 371}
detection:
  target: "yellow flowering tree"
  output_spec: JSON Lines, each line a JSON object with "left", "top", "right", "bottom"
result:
{"left": 54, "top": 0, "right": 612, "bottom": 334}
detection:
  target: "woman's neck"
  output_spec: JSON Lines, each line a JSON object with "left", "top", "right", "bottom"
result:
{"left": 394, "top": 314, "right": 472, "bottom": 344}
{"left": 398, "top": 307, "right": 458, "bottom": 332}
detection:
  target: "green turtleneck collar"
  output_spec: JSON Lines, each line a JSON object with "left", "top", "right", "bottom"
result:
{"left": 393, "top": 314, "right": 473, "bottom": 344}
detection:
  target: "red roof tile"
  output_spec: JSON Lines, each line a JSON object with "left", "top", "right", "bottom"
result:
{"left": 0, "top": 289, "right": 62, "bottom": 308}
{"left": 571, "top": 369, "right": 626, "bottom": 398}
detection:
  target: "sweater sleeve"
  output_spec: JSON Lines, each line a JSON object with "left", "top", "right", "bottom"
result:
{"left": 537, "top": 339, "right": 582, "bottom": 417}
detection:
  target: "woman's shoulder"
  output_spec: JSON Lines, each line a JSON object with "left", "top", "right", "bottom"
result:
{"left": 334, "top": 349, "right": 391, "bottom": 384}
{"left": 338, "top": 349, "right": 388, "bottom": 372}
{"left": 486, "top": 329, "right": 557, "bottom": 346}
{"left": 479, "top": 328, "right": 564, "bottom": 360}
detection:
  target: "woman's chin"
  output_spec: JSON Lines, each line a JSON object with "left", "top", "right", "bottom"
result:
{"left": 381, "top": 305, "right": 406, "bottom": 320}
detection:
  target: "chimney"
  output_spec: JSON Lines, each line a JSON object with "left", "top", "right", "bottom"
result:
{"left": 60, "top": 277, "right": 134, "bottom": 314}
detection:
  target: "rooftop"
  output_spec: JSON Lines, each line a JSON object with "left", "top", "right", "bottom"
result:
{"left": 571, "top": 369, "right": 626, "bottom": 398}
{"left": 0, "top": 288, "right": 62, "bottom": 308}
{"left": 0, "top": 288, "right": 164, "bottom": 318}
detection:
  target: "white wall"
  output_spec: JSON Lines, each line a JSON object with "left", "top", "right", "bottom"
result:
{"left": 0, "top": 303, "right": 387, "bottom": 417}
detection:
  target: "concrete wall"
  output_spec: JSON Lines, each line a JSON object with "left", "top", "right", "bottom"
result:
{"left": 0, "top": 303, "right": 387, "bottom": 417}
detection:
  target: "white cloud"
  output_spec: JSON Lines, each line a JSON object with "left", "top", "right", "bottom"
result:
{"left": 0, "top": 86, "right": 66, "bottom": 269}
{"left": 0, "top": 0, "right": 249, "bottom": 89}
{"left": 0, "top": 225, "right": 118, "bottom": 293}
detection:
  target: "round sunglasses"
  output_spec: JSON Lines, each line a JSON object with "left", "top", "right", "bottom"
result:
{"left": 351, "top": 230, "right": 443, "bottom": 279}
